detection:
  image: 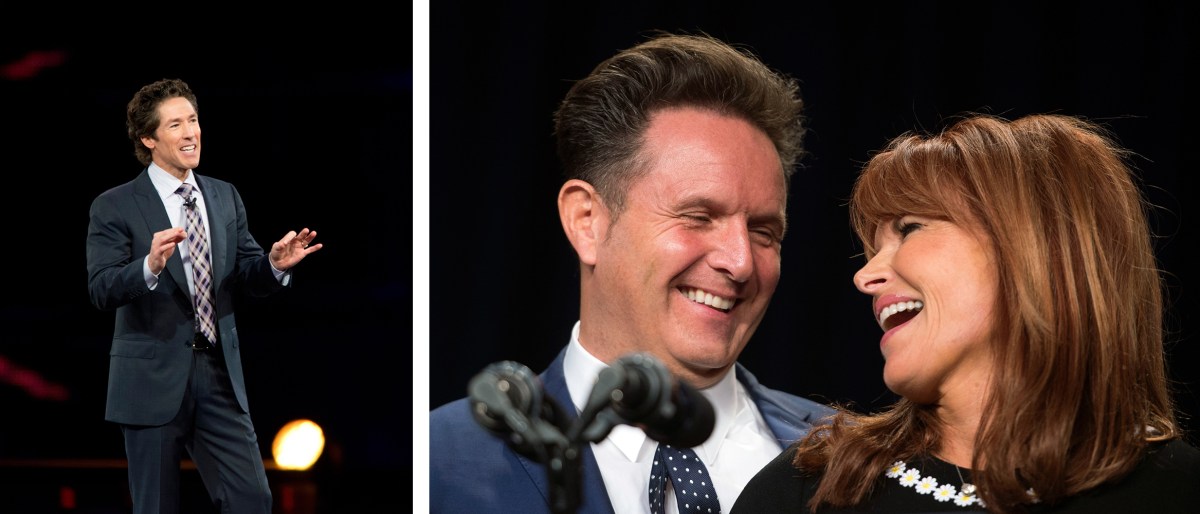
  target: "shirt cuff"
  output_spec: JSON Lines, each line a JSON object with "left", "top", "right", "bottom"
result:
{"left": 271, "top": 262, "right": 292, "bottom": 286}
{"left": 144, "top": 256, "right": 160, "bottom": 290}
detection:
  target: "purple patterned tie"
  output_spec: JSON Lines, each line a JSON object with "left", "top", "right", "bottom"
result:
{"left": 177, "top": 183, "right": 216, "bottom": 344}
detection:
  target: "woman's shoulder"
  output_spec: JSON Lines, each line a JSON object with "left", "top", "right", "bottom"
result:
{"left": 1145, "top": 438, "right": 1200, "bottom": 473}
{"left": 730, "top": 444, "right": 816, "bottom": 513}
{"left": 1036, "top": 438, "right": 1200, "bottom": 513}
{"left": 739, "top": 444, "right": 813, "bottom": 488}
{"left": 1125, "top": 438, "right": 1200, "bottom": 494}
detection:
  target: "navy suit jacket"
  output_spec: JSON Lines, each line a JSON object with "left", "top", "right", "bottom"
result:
{"left": 86, "top": 169, "right": 284, "bottom": 426}
{"left": 429, "top": 347, "right": 834, "bottom": 513}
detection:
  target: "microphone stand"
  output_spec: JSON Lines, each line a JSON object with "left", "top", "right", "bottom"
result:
{"left": 507, "top": 409, "right": 582, "bottom": 514}
{"left": 568, "top": 360, "right": 640, "bottom": 445}
{"left": 544, "top": 367, "right": 631, "bottom": 514}
{"left": 469, "top": 363, "right": 586, "bottom": 514}
{"left": 469, "top": 353, "right": 705, "bottom": 514}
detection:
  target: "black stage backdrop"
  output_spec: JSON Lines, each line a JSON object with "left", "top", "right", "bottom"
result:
{"left": 428, "top": 2, "right": 1200, "bottom": 445}
{"left": 0, "top": 29, "right": 410, "bottom": 510}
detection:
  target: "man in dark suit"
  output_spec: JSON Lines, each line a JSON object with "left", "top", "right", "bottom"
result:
{"left": 430, "top": 33, "right": 833, "bottom": 513}
{"left": 86, "top": 78, "right": 322, "bottom": 514}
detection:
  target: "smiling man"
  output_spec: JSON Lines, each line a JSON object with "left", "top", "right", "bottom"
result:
{"left": 430, "top": 34, "right": 833, "bottom": 514}
{"left": 86, "top": 78, "right": 323, "bottom": 514}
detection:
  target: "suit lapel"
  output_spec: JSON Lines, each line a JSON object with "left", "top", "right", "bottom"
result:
{"left": 535, "top": 349, "right": 616, "bottom": 514}
{"left": 737, "top": 363, "right": 832, "bottom": 446}
{"left": 195, "top": 175, "right": 227, "bottom": 283}
{"left": 132, "top": 171, "right": 190, "bottom": 296}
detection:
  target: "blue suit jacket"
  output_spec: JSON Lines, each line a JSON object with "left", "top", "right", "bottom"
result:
{"left": 429, "top": 347, "right": 834, "bottom": 513}
{"left": 86, "top": 169, "right": 284, "bottom": 425}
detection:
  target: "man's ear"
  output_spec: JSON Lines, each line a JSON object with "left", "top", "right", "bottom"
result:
{"left": 558, "top": 179, "right": 608, "bottom": 266}
{"left": 140, "top": 136, "right": 156, "bottom": 150}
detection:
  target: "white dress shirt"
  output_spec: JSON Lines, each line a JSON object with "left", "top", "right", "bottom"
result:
{"left": 143, "top": 163, "right": 211, "bottom": 295}
{"left": 563, "top": 321, "right": 783, "bottom": 514}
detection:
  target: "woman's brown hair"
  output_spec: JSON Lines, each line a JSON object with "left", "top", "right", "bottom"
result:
{"left": 796, "top": 114, "right": 1176, "bottom": 512}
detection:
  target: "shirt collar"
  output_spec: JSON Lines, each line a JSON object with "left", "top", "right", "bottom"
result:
{"left": 563, "top": 321, "right": 746, "bottom": 463}
{"left": 147, "top": 162, "right": 198, "bottom": 201}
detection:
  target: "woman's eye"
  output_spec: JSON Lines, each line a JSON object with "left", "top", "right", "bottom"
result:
{"left": 895, "top": 218, "right": 922, "bottom": 237}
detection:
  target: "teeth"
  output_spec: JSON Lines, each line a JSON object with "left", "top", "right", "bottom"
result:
{"left": 684, "top": 288, "right": 734, "bottom": 311}
{"left": 878, "top": 300, "right": 924, "bottom": 325}
{"left": 182, "top": 145, "right": 196, "bottom": 151}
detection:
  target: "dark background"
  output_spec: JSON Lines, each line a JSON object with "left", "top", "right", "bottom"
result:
{"left": 428, "top": 0, "right": 1200, "bottom": 454}
{"left": 2, "top": 3, "right": 1199, "bottom": 512}
{"left": 1, "top": 30, "right": 410, "bottom": 511}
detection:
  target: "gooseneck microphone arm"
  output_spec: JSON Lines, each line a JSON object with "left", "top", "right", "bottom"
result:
{"left": 467, "top": 353, "right": 716, "bottom": 514}
{"left": 468, "top": 361, "right": 581, "bottom": 513}
{"left": 467, "top": 362, "right": 554, "bottom": 461}
{"left": 574, "top": 353, "right": 716, "bottom": 448}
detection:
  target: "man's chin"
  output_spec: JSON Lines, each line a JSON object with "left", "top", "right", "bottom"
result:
{"left": 671, "top": 350, "right": 739, "bottom": 382}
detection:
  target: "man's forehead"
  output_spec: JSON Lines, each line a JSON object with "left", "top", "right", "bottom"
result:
{"left": 157, "top": 97, "right": 195, "bottom": 115}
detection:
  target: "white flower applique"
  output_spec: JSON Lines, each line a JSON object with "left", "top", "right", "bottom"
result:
{"left": 885, "top": 461, "right": 907, "bottom": 478}
{"left": 933, "top": 484, "right": 957, "bottom": 502}
{"left": 954, "top": 489, "right": 978, "bottom": 507}
{"left": 915, "top": 476, "right": 938, "bottom": 495}
{"left": 884, "top": 460, "right": 983, "bottom": 509}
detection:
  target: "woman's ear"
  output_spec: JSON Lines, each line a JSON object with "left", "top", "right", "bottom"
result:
{"left": 558, "top": 179, "right": 608, "bottom": 266}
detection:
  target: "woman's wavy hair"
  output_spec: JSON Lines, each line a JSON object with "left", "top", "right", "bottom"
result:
{"left": 796, "top": 113, "right": 1176, "bottom": 513}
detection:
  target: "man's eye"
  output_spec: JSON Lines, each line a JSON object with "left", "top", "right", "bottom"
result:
{"left": 752, "top": 229, "right": 780, "bottom": 245}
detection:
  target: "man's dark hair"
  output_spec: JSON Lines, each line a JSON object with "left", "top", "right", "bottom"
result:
{"left": 553, "top": 33, "right": 805, "bottom": 215}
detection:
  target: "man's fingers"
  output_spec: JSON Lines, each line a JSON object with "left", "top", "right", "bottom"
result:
{"left": 154, "top": 227, "right": 187, "bottom": 244}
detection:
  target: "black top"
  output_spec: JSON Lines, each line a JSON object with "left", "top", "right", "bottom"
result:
{"left": 730, "top": 439, "right": 1200, "bottom": 513}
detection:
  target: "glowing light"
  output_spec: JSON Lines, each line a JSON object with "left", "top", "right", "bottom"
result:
{"left": 0, "top": 355, "right": 69, "bottom": 401}
{"left": 272, "top": 419, "right": 325, "bottom": 470}
{"left": 1, "top": 50, "right": 67, "bottom": 81}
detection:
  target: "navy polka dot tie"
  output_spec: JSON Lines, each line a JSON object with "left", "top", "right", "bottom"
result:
{"left": 648, "top": 443, "right": 720, "bottom": 514}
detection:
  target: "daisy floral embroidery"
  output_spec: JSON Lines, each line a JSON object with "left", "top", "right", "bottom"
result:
{"left": 883, "top": 460, "right": 986, "bottom": 509}
{"left": 954, "top": 490, "right": 978, "bottom": 507}
{"left": 915, "top": 476, "right": 938, "bottom": 494}
{"left": 933, "top": 484, "right": 957, "bottom": 502}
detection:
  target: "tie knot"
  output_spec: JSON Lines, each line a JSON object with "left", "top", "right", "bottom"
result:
{"left": 176, "top": 182, "right": 195, "bottom": 199}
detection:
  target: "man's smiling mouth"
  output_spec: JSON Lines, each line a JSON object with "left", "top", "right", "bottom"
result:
{"left": 681, "top": 287, "right": 734, "bottom": 312}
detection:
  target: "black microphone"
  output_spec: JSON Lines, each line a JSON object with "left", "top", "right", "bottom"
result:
{"left": 467, "top": 361, "right": 571, "bottom": 462}
{"left": 599, "top": 353, "right": 715, "bottom": 448}
{"left": 183, "top": 195, "right": 197, "bottom": 209}
{"left": 468, "top": 361, "right": 542, "bottom": 437}
{"left": 467, "top": 361, "right": 583, "bottom": 513}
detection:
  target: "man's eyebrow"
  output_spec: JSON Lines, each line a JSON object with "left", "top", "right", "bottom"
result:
{"left": 671, "top": 195, "right": 717, "bottom": 211}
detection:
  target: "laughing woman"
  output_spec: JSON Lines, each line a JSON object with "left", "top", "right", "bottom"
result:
{"left": 732, "top": 113, "right": 1200, "bottom": 513}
